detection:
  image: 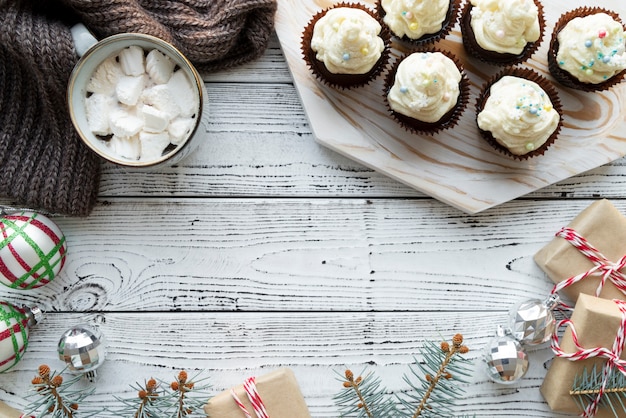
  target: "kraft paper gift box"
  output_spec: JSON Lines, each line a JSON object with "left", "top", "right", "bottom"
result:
{"left": 0, "top": 400, "right": 24, "bottom": 418}
{"left": 541, "top": 294, "right": 626, "bottom": 417}
{"left": 534, "top": 199, "right": 626, "bottom": 303}
{"left": 204, "top": 368, "right": 311, "bottom": 418}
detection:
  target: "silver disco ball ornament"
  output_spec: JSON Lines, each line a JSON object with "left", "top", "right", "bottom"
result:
{"left": 58, "top": 324, "right": 106, "bottom": 382}
{"left": 509, "top": 294, "right": 559, "bottom": 345}
{"left": 484, "top": 326, "right": 529, "bottom": 384}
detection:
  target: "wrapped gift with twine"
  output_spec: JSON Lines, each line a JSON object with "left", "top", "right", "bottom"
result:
{"left": 534, "top": 199, "right": 626, "bottom": 304}
{"left": 541, "top": 294, "right": 626, "bottom": 417}
{"left": 203, "top": 368, "right": 311, "bottom": 418}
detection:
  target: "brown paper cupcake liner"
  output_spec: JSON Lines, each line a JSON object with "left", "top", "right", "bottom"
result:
{"left": 460, "top": 0, "right": 545, "bottom": 66}
{"left": 301, "top": 2, "right": 391, "bottom": 89}
{"left": 475, "top": 67, "right": 563, "bottom": 160}
{"left": 548, "top": 7, "right": 626, "bottom": 92}
{"left": 383, "top": 49, "right": 470, "bottom": 136}
{"left": 376, "top": 0, "right": 460, "bottom": 48}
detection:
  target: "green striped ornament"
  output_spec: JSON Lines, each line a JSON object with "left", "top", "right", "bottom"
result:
{"left": 0, "top": 302, "right": 37, "bottom": 373}
{"left": 0, "top": 211, "right": 67, "bottom": 290}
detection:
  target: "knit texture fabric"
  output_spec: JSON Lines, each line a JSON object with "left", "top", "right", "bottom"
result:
{"left": 0, "top": 0, "right": 277, "bottom": 216}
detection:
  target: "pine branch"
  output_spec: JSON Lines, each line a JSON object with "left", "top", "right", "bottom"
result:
{"left": 333, "top": 334, "right": 474, "bottom": 418}
{"left": 571, "top": 364, "right": 626, "bottom": 416}
{"left": 334, "top": 369, "right": 397, "bottom": 418}
{"left": 24, "top": 365, "right": 100, "bottom": 418}
{"left": 398, "top": 334, "right": 472, "bottom": 418}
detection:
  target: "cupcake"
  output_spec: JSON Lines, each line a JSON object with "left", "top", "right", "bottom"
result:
{"left": 548, "top": 8, "right": 626, "bottom": 92}
{"left": 301, "top": 3, "right": 390, "bottom": 89}
{"left": 461, "top": 0, "right": 544, "bottom": 65}
{"left": 476, "top": 68, "right": 562, "bottom": 159}
{"left": 376, "top": 0, "right": 460, "bottom": 46}
{"left": 384, "top": 50, "right": 470, "bottom": 135}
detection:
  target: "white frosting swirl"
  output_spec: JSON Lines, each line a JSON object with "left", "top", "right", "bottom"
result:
{"left": 381, "top": 0, "right": 450, "bottom": 40}
{"left": 469, "top": 0, "right": 540, "bottom": 55}
{"left": 477, "top": 76, "right": 559, "bottom": 156}
{"left": 556, "top": 13, "right": 626, "bottom": 84}
{"left": 388, "top": 52, "right": 461, "bottom": 123}
{"left": 310, "top": 7, "right": 385, "bottom": 74}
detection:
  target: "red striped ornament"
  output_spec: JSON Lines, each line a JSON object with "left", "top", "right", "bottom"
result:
{"left": 0, "top": 210, "right": 66, "bottom": 290}
{"left": 0, "top": 302, "right": 42, "bottom": 373}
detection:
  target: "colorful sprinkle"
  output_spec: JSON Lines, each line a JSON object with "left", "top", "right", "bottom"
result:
{"left": 543, "top": 104, "right": 553, "bottom": 112}
{"left": 405, "top": 11, "right": 413, "bottom": 19}
{"left": 585, "top": 40, "right": 593, "bottom": 48}
{"left": 603, "top": 55, "right": 611, "bottom": 63}
{"left": 409, "top": 22, "right": 419, "bottom": 31}
{"left": 525, "top": 142, "right": 536, "bottom": 151}
{"left": 585, "top": 68, "right": 594, "bottom": 76}
{"left": 598, "top": 29, "right": 607, "bottom": 38}
{"left": 529, "top": 107, "right": 538, "bottom": 115}
{"left": 496, "top": 30, "right": 505, "bottom": 38}
{"left": 361, "top": 47, "right": 369, "bottom": 55}
{"left": 400, "top": 86, "right": 409, "bottom": 93}
{"left": 342, "top": 53, "right": 350, "bottom": 61}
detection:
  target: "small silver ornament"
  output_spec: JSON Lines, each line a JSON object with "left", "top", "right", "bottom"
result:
{"left": 484, "top": 326, "right": 529, "bottom": 384}
{"left": 509, "top": 294, "right": 559, "bottom": 345}
{"left": 58, "top": 324, "right": 106, "bottom": 382}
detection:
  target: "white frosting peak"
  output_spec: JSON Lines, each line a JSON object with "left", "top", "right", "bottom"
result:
{"left": 556, "top": 13, "right": 626, "bottom": 84}
{"left": 311, "top": 7, "right": 385, "bottom": 74}
{"left": 477, "top": 76, "right": 559, "bottom": 155}
{"left": 469, "top": 0, "right": 540, "bottom": 54}
{"left": 388, "top": 52, "right": 461, "bottom": 123}
{"left": 381, "top": 0, "right": 450, "bottom": 39}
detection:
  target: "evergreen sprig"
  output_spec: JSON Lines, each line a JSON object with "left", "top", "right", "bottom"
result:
{"left": 334, "top": 369, "right": 397, "bottom": 417}
{"left": 24, "top": 365, "right": 100, "bottom": 418}
{"left": 108, "top": 370, "right": 211, "bottom": 418}
{"left": 398, "top": 335, "right": 472, "bottom": 418}
{"left": 571, "top": 364, "right": 626, "bottom": 417}
{"left": 334, "top": 334, "right": 474, "bottom": 418}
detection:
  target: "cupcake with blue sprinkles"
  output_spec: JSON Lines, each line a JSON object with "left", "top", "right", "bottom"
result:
{"left": 476, "top": 67, "right": 562, "bottom": 160}
{"left": 548, "top": 7, "right": 626, "bottom": 92}
{"left": 301, "top": 3, "right": 391, "bottom": 89}
{"left": 384, "top": 50, "right": 470, "bottom": 135}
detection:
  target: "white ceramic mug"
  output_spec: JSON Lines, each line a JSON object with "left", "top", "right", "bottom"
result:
{"left": 67, "top": 24, "right": 209, "bottom": 168}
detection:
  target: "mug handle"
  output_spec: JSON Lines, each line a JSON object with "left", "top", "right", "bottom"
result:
{"left": 70, "top": 23, "right": 98, "bottom": 57}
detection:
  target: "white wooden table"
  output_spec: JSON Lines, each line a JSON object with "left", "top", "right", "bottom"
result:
{"left": 1, "top": 32, "right": 625, "bottom": 417}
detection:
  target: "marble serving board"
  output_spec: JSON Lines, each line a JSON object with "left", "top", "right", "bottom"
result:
{"left": 275, "top": 0, "right": 626, "bottom": 214}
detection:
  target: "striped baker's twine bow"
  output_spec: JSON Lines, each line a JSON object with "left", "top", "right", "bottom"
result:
{"left": 550, "top": 227, "right": 626, "bottom": 307}
{"left": 551, "top": 299, "right": 626, "bottom": 418}
{"left": 230, "top": 376, "right": 270, "bottom": 418}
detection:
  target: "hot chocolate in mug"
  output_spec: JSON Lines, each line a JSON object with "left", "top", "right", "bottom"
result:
{"left": 67, "top": 24, "right": 210, "bottom": 168}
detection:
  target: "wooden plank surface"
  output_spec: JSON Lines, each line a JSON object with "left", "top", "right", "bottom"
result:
{"left": 0, "top": 27, "right": 624, "bottom": 418}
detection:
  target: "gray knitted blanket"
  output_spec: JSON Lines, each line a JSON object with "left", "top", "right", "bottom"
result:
{"left": 0, "top": 0, "right": 277, "bottom": 216}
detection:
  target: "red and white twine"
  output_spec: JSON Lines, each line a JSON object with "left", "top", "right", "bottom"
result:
{"left": 551, "top": 299, "right": 626, "bottom": 418}
{"left": 230, "top": 376, "right": 270, "bottom": 418}
{"left": 550, "top": 227, "right": 626, "bottom": 306}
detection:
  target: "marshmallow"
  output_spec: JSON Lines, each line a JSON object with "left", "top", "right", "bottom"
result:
{"left": 141, "top": 84, "right": 181, "bottom": 120}
{"left": 166, "top": 70, "right": 197, "bottom": 117}
{"left": 142, "top": 105, "right": 170, "bottom": 133}
{"left": 116, "top": 75, "right": 145, "bottom": 106}
{"left": 109, "top": 135, "right": 141, "bottom": 160}
{"left": 119, "top": 45, "right": 145, "bottom": 76}
{"left": 168, "top": 117, "right": 196, "bottom": 145}
{"left": 109, "top": 108, "right": 144, "bottom": 138}
{"left": 146, "top": 49, "right": 175, "bottom": 84}
{"left": 139, "top": 131, "right": 171, "bottom": 161}
{"left": 85, "top": 94, "right": 115, "bottom": 136}
{"left": 87, "top": 56, "right": 123, "bottom": 95}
